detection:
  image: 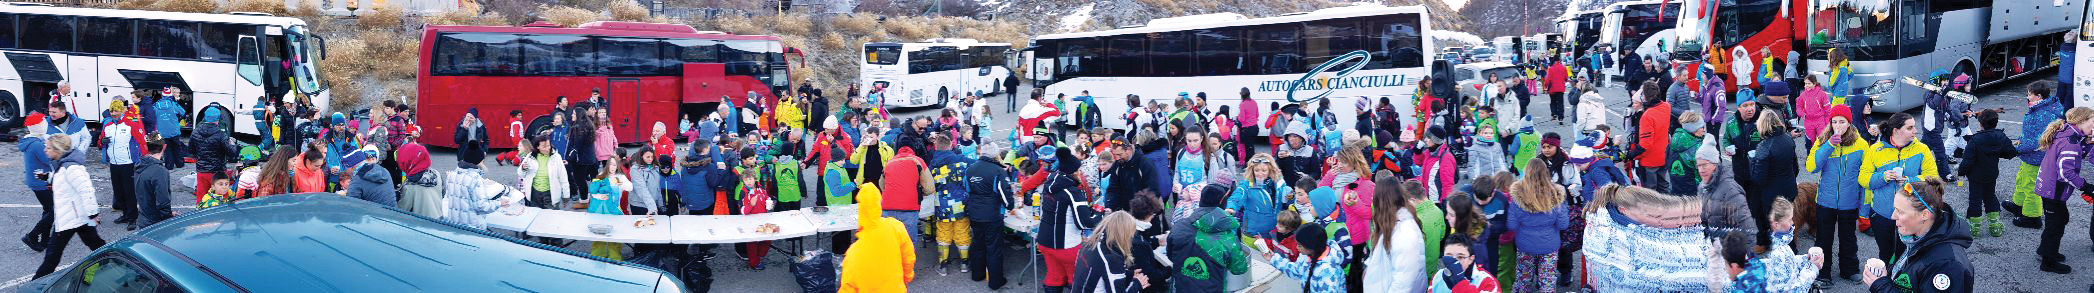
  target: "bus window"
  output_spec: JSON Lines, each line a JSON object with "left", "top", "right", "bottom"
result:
{"left": 598, "top": 37, "right": 664, "bottom": 76}
{"left": 522, "top": 34, "right": 593, "bottom": 76}
{"left": 432, "top": 32, "right": 523, "bottom": 76}
{"left": 1251, "top": 24, "right": 1302, "bottom": 74}
{"left": 864, "top": 45, "right": 899, "bottom": 65}
{"left": 1107, "top": 36, "right": 1146, "bottom": 76}
{"left": 138, "top": 21, "right": 198, "bottom": 59}
{"left": 80, "top": 18, "right": 133, "bottom": 55}
{"left": 1716, "top": 0, "right": 1781, "bottom": 47}
{"left": 1194, "top": 28, "right": 1244, "bottom": 75}
{"left": 20, "top": 15, "right": 73, "bottom": 52}
{"left": 0, "top": 14, "right": 12, "bottom": 48}
{"left": 667, "top": 39, "right": 718, "bottom": 63}
{"left": 1150, "top": 32, "right": 1191, "bottom": 76}
{"left": 199, "top": 23, "right": 247, "bottom": 61}
{"left": 1819, "top": 0, "right": 1897, "bottom": 61}
{"left": 1305, "top": 19, "right": 1363, "bottom": 67}
{"left": 1897, "top": 0, "right": 1932, "bottom": 58}
{"left": 1366, "top": 13, "right": 1424, "bottom": 69}
{"left": 1056, "top": 38, "right": 1100, "bottom": 78}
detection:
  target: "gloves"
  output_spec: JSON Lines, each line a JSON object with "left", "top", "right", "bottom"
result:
{"left": 1858, "top": 217, "right": 1872, "bottom": 231}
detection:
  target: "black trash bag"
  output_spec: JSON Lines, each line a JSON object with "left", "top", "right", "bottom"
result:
{"left": 628, "top": 249, "right": 680, "bottom": 274}
{"left": 791, "top": 251, "right": 841, "bottom": 293}
{"left": 680, "top": 257, "right": 713, "bottom": 293}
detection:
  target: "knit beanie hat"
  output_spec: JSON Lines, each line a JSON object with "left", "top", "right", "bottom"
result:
{"left": 1735, "top": 88, "right": 1758, "bottom": 107}
{"left": 1695, "top": 139, "right": 1721, "bottom": 164}
{"left": 1828, "top": 105, "right": 1854, "bottom": 123}
{"left": 1201, "top": 184, "right": 1231, "bottom": 208}
{"left": 458, "top": 140, "right": 485, "bottom": 165}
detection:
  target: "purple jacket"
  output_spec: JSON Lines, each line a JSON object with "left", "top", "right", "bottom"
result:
{"left": 2037, "top": 126, "right": 2092, "bottom": 200}
{"left": 1506, "top": 197, "right": 1570, "bottom": 255}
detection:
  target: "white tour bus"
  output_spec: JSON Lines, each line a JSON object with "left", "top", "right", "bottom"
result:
{"left": 1808, "top": 0, "right": 2082, "bottom": 112}
{"left": 860, "top": 39, "right": 1012, "bottom": 108}
{"left": 2073, "top": 2, "right": 2093, "bottom": 107}
{"left": 0, "top": 3, "right": 328, "bottom": 135}
{"left": 1026, "top": 3, "right": 1433, "bottom": 135}
{"left": 1598, "top": 0, "right": 1680, "bottom": 83}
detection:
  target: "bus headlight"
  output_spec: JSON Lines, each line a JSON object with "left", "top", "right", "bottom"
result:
{"left": 1860, "top": 80, "right": 1896, "bottom": 96}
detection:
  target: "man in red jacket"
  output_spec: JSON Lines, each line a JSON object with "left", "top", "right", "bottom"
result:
{"left": 1546, "top": 57, "right": 1570, "bottom": 122}
{"left": 1634, "top": 91, "right": 1672, "bottom": 189}
{"left": 881, "top": 146, "right": 932, "bottom": 239}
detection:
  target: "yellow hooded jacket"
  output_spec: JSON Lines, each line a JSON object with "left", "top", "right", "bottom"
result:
{"left": 839, "top": 184, "right": 915, "bottom": 292}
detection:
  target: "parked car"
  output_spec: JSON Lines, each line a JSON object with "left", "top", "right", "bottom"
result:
{"left": 1453, "top": 62, "right": 1525, "bottom": 100}
{"left": 16, "top": 194, "right": 685, "bottom": 293}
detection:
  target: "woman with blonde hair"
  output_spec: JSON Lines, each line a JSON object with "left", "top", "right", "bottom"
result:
{"left": 1071, "top": 211, "right": 1150, "bottom": 293}
{"left": 1751, "top": 109, "right": 1801, "bottom": 248}
{"left": 1505, "top": 158, "right": 1569, "bottom": 292}
{"left": 2033, "top": 107, "right": 2094, "bottom": 273}
{"left": 1231, "top": 153, "right": 1286, "bottom": 239}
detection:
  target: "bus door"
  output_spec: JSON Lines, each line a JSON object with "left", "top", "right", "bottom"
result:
{"left": 65, "top": 54, "right": 102, "bottom": 121}
{"left": 608, "top": 78, "right": 641, "bottom": 140}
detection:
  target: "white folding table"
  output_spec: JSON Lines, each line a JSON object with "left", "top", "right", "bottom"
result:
{"left": 669, "top": 210, "right": 820, "bottom": 244}
{"left": 525, "top": 210, "right": 677, "bottom": 244}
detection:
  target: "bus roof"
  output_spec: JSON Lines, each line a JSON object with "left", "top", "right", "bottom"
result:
{"left": 1035, "top": 4, "right": 1429, "bottom": 40}
{"left": 426, "top": 21, "right": 784, "bottom": 41}
{"left": 866, "top": 40, "right": 1013, "bottom": 47}
{"left": 0, "top": 3, "right": 308, "bottom": 26}
{"left": 1604, "top": 0, "right": 1667, "bottom": 12}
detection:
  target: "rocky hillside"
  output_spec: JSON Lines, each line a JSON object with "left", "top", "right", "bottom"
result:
{"left": 1459, "top": 0, "right": 1629, "bottom": 38}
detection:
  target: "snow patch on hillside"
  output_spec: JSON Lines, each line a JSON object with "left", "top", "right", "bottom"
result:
{"left": 1058, "top": 3, "right": 1096, "bottom": 33}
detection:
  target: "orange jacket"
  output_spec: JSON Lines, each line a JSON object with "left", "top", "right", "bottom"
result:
{"left": 292, "top": 153, "right": 328, "bottom": 193}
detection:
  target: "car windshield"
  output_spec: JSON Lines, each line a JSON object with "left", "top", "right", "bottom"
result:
{"left": 1481, "top": 67, "right": 1521, "bottom": 80}
{"left": 1470, "top": 47, "right": 1495, "bottom": 55}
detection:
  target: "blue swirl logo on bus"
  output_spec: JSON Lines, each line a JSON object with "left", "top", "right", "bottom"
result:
{"left": 1263, "top": 50, "right": 1411, "bottom": 103}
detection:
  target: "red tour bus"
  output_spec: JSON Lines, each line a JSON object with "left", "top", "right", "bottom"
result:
{"left": 416, "top": 21, "right": 792, "bottom": 148}
{"left": 1669, "top": 0, "right": 1809, "bottom": 93}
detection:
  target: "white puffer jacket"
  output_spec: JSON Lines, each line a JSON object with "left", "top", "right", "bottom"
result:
{"left": 50, "top": 150, "right": 98, "bottom": 232}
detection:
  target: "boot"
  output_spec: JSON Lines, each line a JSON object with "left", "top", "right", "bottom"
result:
{"left": 2043, "top": 261, "right": 2075, "bottom": 274}
{"left": 1968, "top": 216, "right": 1985, "bottom": 237}
{"left": 1986, "top": 212, "right": 2005, "bottom": 237}
{"left": 2014, "top": 215, "right": 2044, "bottom": 228}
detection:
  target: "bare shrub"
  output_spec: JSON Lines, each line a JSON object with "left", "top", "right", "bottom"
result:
{"left": 150, "top": 0, "right": 218, "bottom": 13}
{"left": 538, "top": 4, "right": 600, "bottom": 27}
{"left": 608, "top": 0, "right": 650, "bottom": 21}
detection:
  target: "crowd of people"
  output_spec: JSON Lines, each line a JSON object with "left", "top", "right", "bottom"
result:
{"left": 11, "top": 41, "right": 2094, "bottom": 293}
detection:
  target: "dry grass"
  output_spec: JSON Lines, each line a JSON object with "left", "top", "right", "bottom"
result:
{"left": 290, "top": 0, "right": 322, "bottom": 17}
{"left": 884, "top": 16, "right": 935, "bottom": 42}
{"left": 150, "top": 0, "right": 217, "bottom": 13}
{"left": 227, "top": 0, "right": 288, "bottom": 15}
{"left": 818, "top": 32, "right": 849, "bottom": 51}
{"left": 770, "top": 13, "right": 813, "bottom": 36}
{"left": 539, "top": 4, "right": 599, "bottom": 27}
{"left": 115, "top": 0, "right": 156, "bottom": 10}
{"left": 608, "top": 0, "right": 650, "bottom": 21}
{"left": 712, "top": 13, "right": 767, "bottom": 35}
{"left": 357, "top": 4, "right": 404, "bottom": 30}
{"left": 427, "top": 1, "right": 508, "bottom": 26}
{"left": 832, "top": 14, "right": 880, "bottom": 37}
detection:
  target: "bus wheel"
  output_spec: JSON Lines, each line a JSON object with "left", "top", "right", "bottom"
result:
{"left": 0, "top": 93, "right": 16, "bottom": 132}
{"left": 938, "top": 87, "right": 949, "bottom": 106}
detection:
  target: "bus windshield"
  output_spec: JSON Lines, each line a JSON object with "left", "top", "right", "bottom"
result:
{"left": 1618, "top": 4, "right": 1680, "bottom": 48}
{"left": 289, "top": 26, "right": 323, "bottom": 95}
{"left": 1812, "top": 0, "right": 1898, "bottom": 60}
{"left": 2083, "top": 4, "right": 2094, "bottom": 41}
{"left": 866, "top": 45, "right": 900, "bottom": 65}
{"left": 1674, "top": 0, "right": 1708, "bottom": 54}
